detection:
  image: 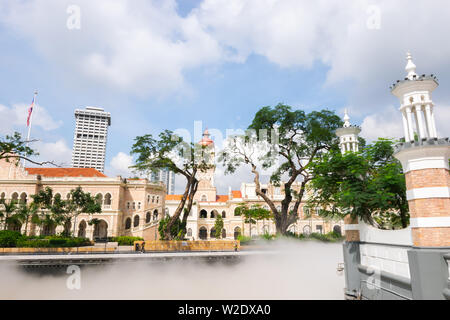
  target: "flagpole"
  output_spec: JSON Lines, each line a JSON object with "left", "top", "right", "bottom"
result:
{"left": 23, "top": 91, "right": 38, "bottom": 167}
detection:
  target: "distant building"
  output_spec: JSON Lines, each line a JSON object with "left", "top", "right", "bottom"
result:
{"left": 72, "top": 107, "right": 111, "bottom": 173}
{"left": 0, "top": 158, "right": 165, "bottom": 240}
{"left": 151, "top": 168, "right": 175, "bottom": 195}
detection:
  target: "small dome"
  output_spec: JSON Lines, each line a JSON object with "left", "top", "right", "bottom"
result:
{"left": 199, "top": 129, "right": 213, "bottom": 146}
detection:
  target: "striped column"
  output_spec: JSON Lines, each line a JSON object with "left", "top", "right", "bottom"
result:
{"left": 344, "top": 215, "right": 360, "bottom": 242}
{"left": 395, "top": 143, "right": 450, "bottom": 247}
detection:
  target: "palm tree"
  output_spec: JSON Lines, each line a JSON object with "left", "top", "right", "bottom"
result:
{"left": 16, "top": 203, "right": 38, "bottom": 236}
{"left": 0, "top": 200, "right": 18, "bottom": 231}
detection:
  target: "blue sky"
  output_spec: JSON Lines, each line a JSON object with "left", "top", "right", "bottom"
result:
{"left": 1, "top": 0, "right": 450, "bottom": 193}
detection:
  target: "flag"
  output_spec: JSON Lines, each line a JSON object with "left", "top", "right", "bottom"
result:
{"left": 27, "top": 96, "right": 35, "bottom": 127}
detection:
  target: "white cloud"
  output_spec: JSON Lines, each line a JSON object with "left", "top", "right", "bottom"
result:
{"left": 0, "top": 103, "right": 62, "bottom": 135}
{"left": 0, "top": 0, "right": 222, "bottom": 98}
{"left": 107, "top": 152, "right": 134, "bottom": 177}
{"left": 27, "top": 139, "right": 72, "bottom": 167}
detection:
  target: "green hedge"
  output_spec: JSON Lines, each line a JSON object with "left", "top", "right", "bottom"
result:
{"left": 112, "top": 236, "right": 144, "bottom": 246}
{"left": 0, "top": 231, "right": 24, "bottom": 248}
{"left": 0, "top": 231, "right": 92, "bottom": 248}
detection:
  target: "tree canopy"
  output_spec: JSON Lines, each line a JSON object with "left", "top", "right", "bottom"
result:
{"left": 220, "top": 104, "right": 342, "bottom": 235}
{"left": 307, "top": 138, "right": 409, "bottom": 229}
{"left": 131, "top": 130, "right": 214, "bottom": 240}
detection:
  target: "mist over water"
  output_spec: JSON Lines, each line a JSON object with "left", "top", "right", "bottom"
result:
{"left": 0, "top": 240, "right": 344, "bottom": 300}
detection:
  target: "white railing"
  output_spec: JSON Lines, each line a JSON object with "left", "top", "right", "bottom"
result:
{"left": 358, "top": 221, "right": 413, "bottom": 279}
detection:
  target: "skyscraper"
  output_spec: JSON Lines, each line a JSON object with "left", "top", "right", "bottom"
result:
{"left": 151, "top": 168, "right": 175, "bottom": 195}
{"left": 72, "top": 107, "right": 111, "bottom": 173}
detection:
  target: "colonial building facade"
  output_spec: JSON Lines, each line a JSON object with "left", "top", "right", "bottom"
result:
{"left": 0, "top": 158, "right": 165, "bottom": 240}
{"left": 165, "top": 130, "right": 346, "bottom": 240}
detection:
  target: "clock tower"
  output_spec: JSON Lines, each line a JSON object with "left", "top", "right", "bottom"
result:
{"left": 196, "top": 129, "right": 217, "bottom": 202}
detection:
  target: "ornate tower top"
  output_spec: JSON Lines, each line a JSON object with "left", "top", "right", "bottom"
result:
{"left": 199, "top": 129, "right": 214, "bottom": 147}
{"left": 391, "top": 52, "right": 439, "bottom": 142}
{"left": 335, "top": 110, "right": 361, "bottom": 154}
{"left": 405, "top": 52, "right": 417, "bottom": 80}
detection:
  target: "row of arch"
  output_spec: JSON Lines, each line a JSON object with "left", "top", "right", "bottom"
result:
{"left": 197, "top": 226, "right": 242, "bottom": 240}
{"left": 0, "top": 192, "right": 28, "bottom": 203}
{"left": 0, "top": 191, "right": 113, "bottom": 206}
{"left": 199, "top": 209, "right": 227, "bottom": 219}
{"left": 124, "top": 210, "right": 159, "bottom": 230}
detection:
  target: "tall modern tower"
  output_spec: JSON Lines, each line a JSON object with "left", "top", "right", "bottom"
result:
{"left": 151, "top": 168, "right": 175, "bottom": 195}
{"left": 72, "top": 107, "right": 111, "bottom": 173}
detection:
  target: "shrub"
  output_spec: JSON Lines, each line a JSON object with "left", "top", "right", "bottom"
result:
{"left": 237, "top": 235, "right": 252, "bottom": 245}
{"left": 112, "top": 236, "right": 144, "bottom": 246}
{"left": 0, "top": 230, "right": 24, "bottom": 247}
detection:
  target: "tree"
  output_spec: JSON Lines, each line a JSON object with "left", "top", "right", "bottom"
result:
{"left": 66, "top": 187, "right": 102, "bottom": 236}
{"left": 234, "top": 203, "right": 272, "bottom": 238}
{"left": 0, "top": 132, "right": 54, "bottom": 165}
{"left": 0, "top": 200, "right": 18, "bottom": 231}
{"left": 14, "top": 203, "right": 38, "bottom": 235}
{"left": 158, "top": 215, "right": 185, "bottom": 240}
{"left": 32, "top": 187, "right": 64, "bottom": 235}
{"left": 131, "top": 130, "right": 213, "bottom": 240}
{"left": 308, "top": 138, "right": 409, "bottom": 229}
{"left": 220, "top": 104, "right": 342, "bottom": 235}
{"left": 214, "top": 214, "right": 224, "bottom": 239}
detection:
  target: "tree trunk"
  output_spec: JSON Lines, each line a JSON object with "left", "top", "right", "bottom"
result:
{"left": 178, "top": 179, "right": 199, "bottom": 240}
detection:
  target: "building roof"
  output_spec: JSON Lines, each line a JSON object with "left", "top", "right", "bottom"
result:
{"left": 25, "top": 167, "right": 107, "bottom": 178}
{"left": 165, "top": 191, "right": 242, "bottom": 202}
{"left": 232, "top": 190, "right": 242, "bottom": 198}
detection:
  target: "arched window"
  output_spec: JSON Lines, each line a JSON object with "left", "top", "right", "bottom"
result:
{"left": 104, "top": 193, "right": 112, "bottom": 205}
{"left": 125, "top": 218, "right": 132, "bottom": 230}
{"left": 210, "top": 210, "right": 218, "bottom": 219}
{"left": 210, "top": 228, "right": 216, "bottom": 238}
{"left": 165, "top": 207, "right": 169, "bottom": 215}
{"left": 11, "top": 192, "right": 19, "bottom": 202}
{"left": 263, "top": 225, "right": 270, "bottom": 234}
{"left": 333, "top": 225, "right": 342, "bottom": 236}
{"left": 0, "top": 192, "right": 5, "bottom": 202}
{"left": 200, "top": 209, "right": 207, "bottom": 219}
{"left": 147, "top": 195, "right": 151, "bottom": 204}
{"left": 222, "top": 211, "right": 226, "bottom": 218}
{"left": 132, "top": 202, "right": 136, "bottom": 210}
{"left": 138, "top": 202, "right": 141, "bottom": 210}
{"left": 156, "top": 196, "right": 159, "bottom": 204}
{"left": 222, "top": 228, "right": 226, "bottom": 239}
{"left": 152, "top": 196, "right": 155, "bottom": 203}
{"left": 78, "top": 221, "right": 87, "bottom": 238}
{"left": 95, "top": 193, "right": 103, "bottom": 205}
{"left": 20, "top": 192, "right": 27, "bottom": 204}
{"left": 146, "top": 212, "right": 151, "bottom": 223}
{"left": 63, "top": 220, "right": 72, "bottom": 236}
{"left": 153, "top": 209, "right": 158, "bottom": 221}
{"left": 134, "top": 215, "right": 140, "bottom": 227}
{"left": 234, "top": 207, "right": 240, "bottom": 216}
{"left": 201, "top": 195, "right": 207, "bottom": 202}
{"left": 234, "top": 227, "right": 241, "bottom": 240}
{"left": 288, "top": 224, "right": 297, "bottom": 234}
{"left": 199, "top": 227, "right": 207, "bottom": 240}
{"left": 187, "top": 228, "right": 192, "bottom": 237}
{"left": 127, "top": 202, "right": 130, "bottom": 209}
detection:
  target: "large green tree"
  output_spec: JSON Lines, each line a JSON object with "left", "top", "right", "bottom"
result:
{"left": 234, "top": 203, "right": 272, "bottom": 238}
{"left": 66, "top": 187, "right": 102, "bottom": 236}
{"left": 308, "top": 138, "right": 409, "bottom": 229}
{"left": 220, "top": 104, "right": 342, "bottom": 235}
{"left": 131, "top": 130, "right": 213, "bottom": 240}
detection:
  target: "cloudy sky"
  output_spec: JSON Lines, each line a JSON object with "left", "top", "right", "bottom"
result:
{"left": 1, "top": 0, "right": 450, "bottom": 193}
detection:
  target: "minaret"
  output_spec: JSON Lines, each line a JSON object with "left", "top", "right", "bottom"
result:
{"left": 335, "top": 109, "right": 361, "bottom": 154}
{"left": 392, "top": 53, "right": 450, "bottom": 299}
{"left": 196, "top": 128, "right": 217, "bottom": 202}
{"left": 391, "top": 52, "right": 438, "bottom": 141}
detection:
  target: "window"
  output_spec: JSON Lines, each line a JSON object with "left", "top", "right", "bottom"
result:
{"left": 134, "top": 215, "right": 140, "bottom": 228}
{"left": 104, "top": 193, "right": 112, "bottom": 205}
{"left": 210, "top": 228, "right": 216, "bottom": 239}
{"left": 187, "top": 228, "right": 192, "bottom": 237}
{"left": 125, "top": 218, "right": 131, "bottom": 229}
{"left": 138, "top": 202, "right": 141, "bottom": 210}
{"left": 156, "top": 196, "right": 159, "bottom": 204}
{"left": 152, "top": 196, "right": 155, "bottom": 203}
{"left": 199, "top": 227, "right": 207, "bottom": 240}
{"left": 127, "top": 202, "right": 130, "bottom": 209}
{"left": 200, "top": 210, "right": 207, "bottom": 219}
{"left": 234, "top": 227, "right": 241, "bottom": 240}
{"left": 222, "top": 229, "right": 226, "bottom": 239}
{"left": 222, "top": 211, "right": 226, "bottom": 218}
{"left": 201, "top": 195, "right": 207, "bottom": 202}
{"left": 132, "top": 202, "right": 136, "bottom": 210}
{"left": 316, "top": 225, "right": 323, "bottom": 234}
{"left": 153, "top": 210, "right": 158, "bottom": 221}
{"left": 146, "top": 212, "right": 151, "bottom": 223}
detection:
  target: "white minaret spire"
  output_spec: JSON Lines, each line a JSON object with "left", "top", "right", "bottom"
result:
{"left": 336, "top": 110, "right": 361, "bottom": 154}
{"left": 405, "top": 52, "right": 417, "bottom": 80}
{"left": 391, "top": 52, "right": 439, "bottom": 141}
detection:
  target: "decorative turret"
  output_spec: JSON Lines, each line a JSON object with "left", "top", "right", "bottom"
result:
{"left": 391, "top": 52, "right": 439, "bottom": 141}
{"left": 335, "top": 109, "right": 361, "bottom": 154}
{"left": 392, "top": 53, "right": 450, "bottom": 248}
